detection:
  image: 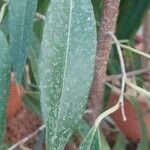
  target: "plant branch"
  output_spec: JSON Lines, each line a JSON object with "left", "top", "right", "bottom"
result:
{"left": 86, "top": 0, "right": 120, "bottom": 126}
{"left": 126, "top": 79, "right": 150, "bottom": 97}
{"left": 107, "top": 67, "right": 150, "bottom": 81}
{"left": 106, "top": 79, "right": 150, "bottom": 102}
{"left": 118, "top": 39, "right": 129, "bottom": 44}
{"left": 108, "top": 32, "right": 127, "bottom": 121}
{"left": 120, "top": 44, "right": 150, "bottom": 60}
{"left": 7, "top": 125, "right": 45, "bottom": 150}
{"left": 95, "top": 102, "right": 120, "bottom": 127}
{"left": 81, "top": 62, "right": 126, "bottom": 148}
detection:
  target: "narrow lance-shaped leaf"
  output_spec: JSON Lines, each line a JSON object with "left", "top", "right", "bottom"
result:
{"left": 34, "top": 0, "right": 50, "bottom": 41}
{"left": 108, "top": 0, "right": 150, "bottom": 75}
{"left": 0, "top": 14, "right": 9, "bottom": 37}
{"left": 40, "top": 0, "right": 97, "bottom": 149}
{"left": 9, "top": 0, "right": 37, "bottom": 83}
{"left": 78, "top": 125, "right": 100, "bottom": 150}
{"left": 91, "top": 0, "right": 104, "bottom": 28}
{"left": 79, "top": 101, "right": 119, "bottom": 149}
{"left": 34, "top": 129, "right": 45, "bottom": 150}
{"left": 117, "top": 0, "right": 150, "bottom": 39}
{"left": 37, "top": 0, "right": 50, "bottom": 14}
{"left": 78, "top": 120, "right": 110, "bottom": 150}
{"left": 112, "top": 133, "right": 126, "bottom": 150}
{"left": 0, "top": 30, "right": 10, "bottom": 142}
{"left": 29, "top": 33, "right": 41, "bottom": 84}
{"left": 22, "top": 92, "right": 41, "bottom": 117}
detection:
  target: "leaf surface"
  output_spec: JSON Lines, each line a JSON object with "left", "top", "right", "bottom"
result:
{"left": 0, "top": 30, "right": 10, "bottom": 142}
{"left": 78, "top": 120, "right": 110, "bottom": 150}
{"left": 116, "top": 0, "right": 150, "bottom": 39}
{"left": 0, "top": 14, "right": 9, "bottom": 37}
{"left": 91, "top": 0, "right": 104, "bottom": 28}
{"left": 40, "top": 0, "right": 96, "bottom": 149}
{"left": 9, "top": 0, "right": 37, "bottom": 83}
{"left": 112, "top": 133, "right": 126, "bottom": 150}
{"left": 29, "top": 33, "right": 41, "bottom": 84}
{"left": 78, "top": 126, "right": 97, "bottom": 150}
{"left": 108, "top": 0, "right": 150, "bottom": 75}
{"left": 22, "top": 92, "right": 41, "bottom": 117}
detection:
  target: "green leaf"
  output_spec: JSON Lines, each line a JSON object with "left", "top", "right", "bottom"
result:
{"left": 40, "top": 0, "right": 97, "bottom": 149}
{"left": 0, "top": 14, "right": 9, "bottom": 37}
{"left": 0, "top": 143, "right": 9, "bottom": 150}
{"left": 112, "top": 133, "right": 126, "bottom": 150}
{"left": 143, "top": 96, "right": 150, "bottom": 112}
{"left": 91, "top": 0, "right": 104, "bottom": 28}
{"left": 108, "top": 0, "right": 150, "bottom": 75}
{"left": 101, "top": 85, "right": 111, "bottom": 112}
{"left": 79, "top": 126, "right": 98, "bottom": 150}
{"left": 79, "top": 101, "right": 120, "bottom": 149}
{"left": 117, "top": 0, "right": 150, "bottom": 39}
{"left": 34, "top": 0, "right": 50, "bottom": 41}
{"left": 78, "top": 120, "right": 110, "bottom": 150}
{"left": 34, "top": 129, "right": 45, "bottom": 150}
{"left": 128, "top": 96, "right": 149, "bottom": 150}
{"left": 99, "top": 133, "right": 110, "bottom": 150}
{"left": 9, "top": 0, "right": 37, "bottom": 83}
{"left": 34, "top": 20, "right": 45, "bottom": 42}
{"left": 0, "top": 30, "right": 10, "bottom": 142}
{"left": 29, "top": 33, "right": 41, "bottom": 84}
{"left": 108, "top": 45, "right": 121, "bottom": 75}
{"left": 22, "top": 92, "right": 41, "bottom": 117}
{"left": 28, "top": 59, "right": 37, "bottom": 86}
{"left": 129, "top": 51, "right": 144, "bottom": 87}
{"left": 79, "top": 126, "right": 108, "bottom": 150}
{"left": 91, "top": 128, "right": 101, "bottom": 150}
{"left": 37, "top": 0, "right": 50, "bottom": 14}
{"left": 77, "top": 120, "right": 90, "bottom": 138}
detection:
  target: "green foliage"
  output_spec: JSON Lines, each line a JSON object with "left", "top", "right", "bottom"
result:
{"left": 0, "top": 143, "right": 9, "bottom": 150}
{"left": 9, "top": 0, "right": 38, "bottom": 83}
{"left": 0, "top": 30, "right": 10, "bottom": 143}
{"left": 0, "top": 14, "right": 8, "bottom": 37}
{"left": 91, "top": 0, "right": 104, "bottom": 28}
{"left": 129, "top": 52, "right": 144, "bottom": 87}
{"left": 101, "top": 85, "right": 111, "bottom": 112}
{"left": 109, "top": 0, "right": 150, "bottom": 75}
{"left": 112, "top": 133, "right": 126, "bottom": 150}
{"left": 116, "top": 0, "right": 150, "bottom": 39}
{"left": 37, "top": 0, "right": 50, "bottom": 14}
{"left": 39, "top": 0, "right": 96, "bottom": 149}
{"left": 34, "top": 129, "right": 45, "bottom": 150}
{"left": 0, "top": 0, "right": 149, "bottom": 149}
{"left": 29, "top": 33, "right": 41, "bottom": 84}
{"left": 78, "top": 120, "right": 110, "bottom": 150}
{"left": 22, "top": 92, "right": 41, "bottom": 117}
{"left": 79, "top": 125, "right": 100, "bottom": 150}
{"left": 34, "top": 0, "right": 50, "bottom": 41}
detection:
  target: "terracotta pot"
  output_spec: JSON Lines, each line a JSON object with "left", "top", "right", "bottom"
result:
{"left": 109, "top": 91, "right": 150, "bottom": 141}
{"left": 6, "top": 73, "right": 23, "bottom": 119}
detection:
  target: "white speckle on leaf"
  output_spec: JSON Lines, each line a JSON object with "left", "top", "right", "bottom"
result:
{"left": 40, "top": 0, "right": 97, "bottom": 149}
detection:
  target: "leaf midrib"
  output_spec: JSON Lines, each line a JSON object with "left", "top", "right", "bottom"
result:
{"left": 53, "top": 0, "right": 73, "bottom": 145}
{"left": 19, "top": 0, "right": 27, "bottom": 54}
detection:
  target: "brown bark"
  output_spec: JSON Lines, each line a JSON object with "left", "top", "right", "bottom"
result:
{"left": 142, "top": 10, "right": 150, "bottom": 67}
{"left": 85, "top": 0, "right": 120, "bottom": 126}
{"left": 144, "top": 10, "right": 150, "bottom": 53}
